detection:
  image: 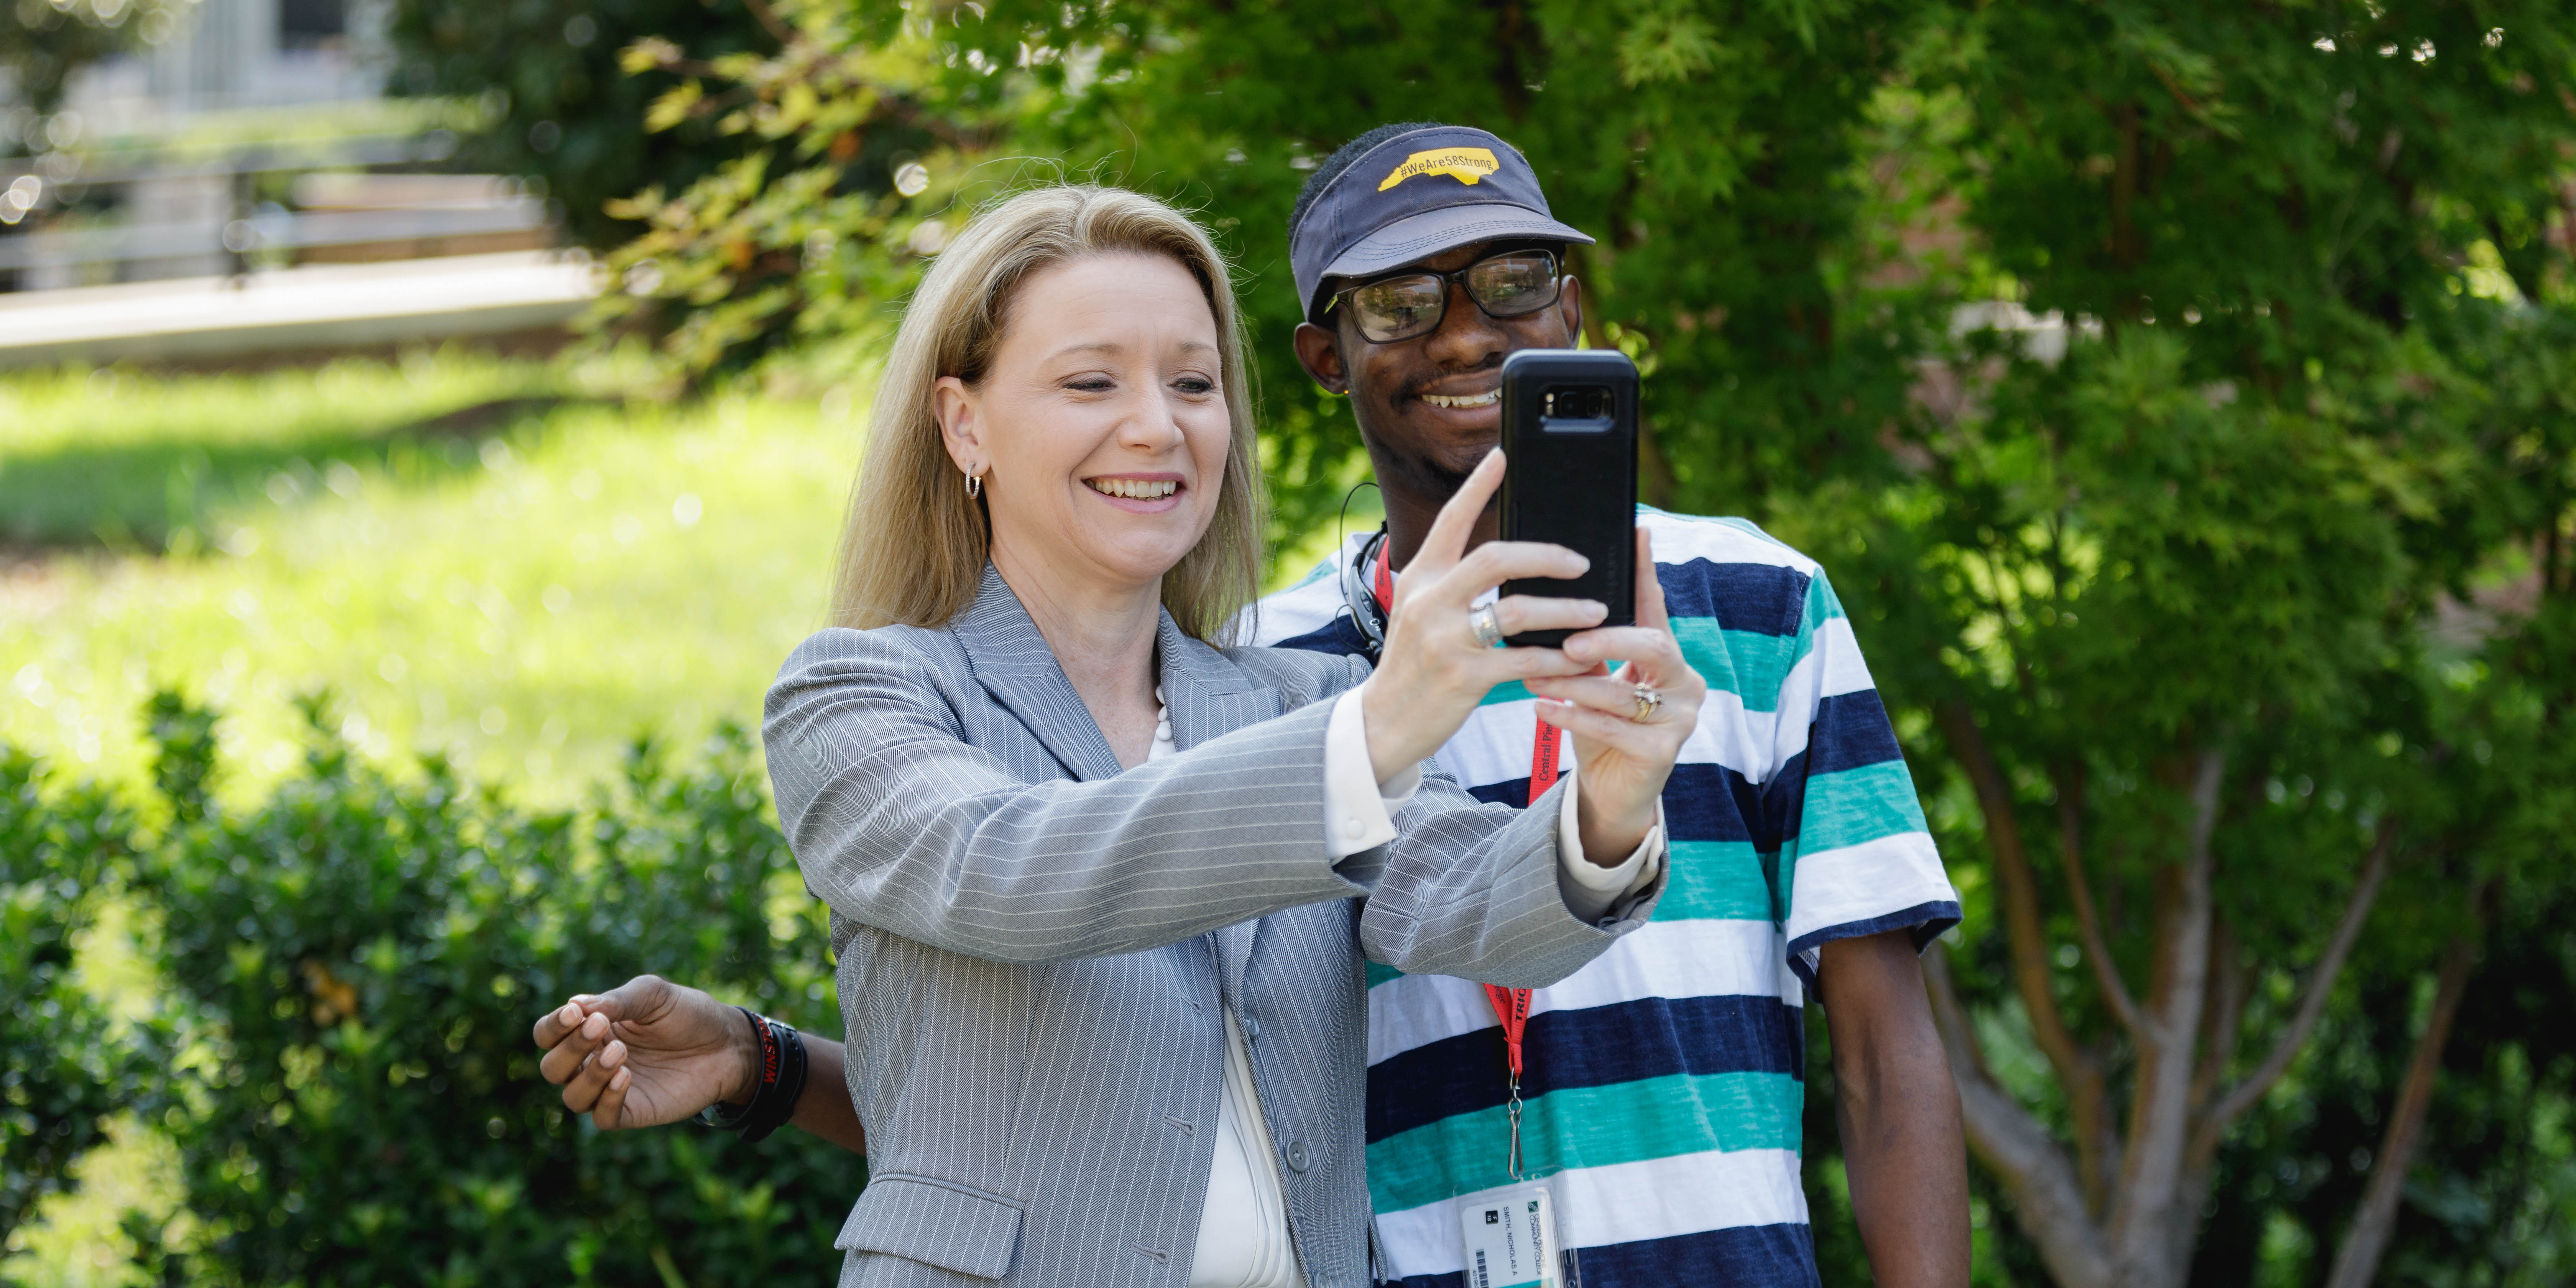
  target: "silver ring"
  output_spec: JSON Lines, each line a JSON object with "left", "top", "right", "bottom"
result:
{"left": 1468, "top": 603, "right": 1505, "bottom": 649}
{"left": 1630, "top": 683, "right": 1665, "bottom": 723}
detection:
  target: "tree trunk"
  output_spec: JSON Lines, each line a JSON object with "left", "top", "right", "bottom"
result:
{"left": 1921, "top": 944, "right": 2119, "bottom": 1288}
{"left": 2321, "top": 881, "right": 2490, "bottom": 1288}
{"left": 2104, "top": 749, "right": 2224, "bottom": 1288}
{"left": 1924, "top": 714, "right": 2398, "bottom": 1288}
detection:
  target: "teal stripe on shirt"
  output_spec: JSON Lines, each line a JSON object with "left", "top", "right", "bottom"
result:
{"left": 1673, "top": 619, "right": 1809, "bottom": 713}
{"left": 1366, "top": 840, "right": 1781, "bottom": 989}
{"left": 1472, "top": 619, "right": 1810, "bottom": 711}
{"left": 1799, "top": 760, "right": 1930, "bottom": 855}
{"left": 1659, "top": 840, "right": 1782, "bottom": 923}
{"left": 1365, "top": 1070, "right": 1804, "bottom": 1215}
{"left": 1806, "top": 568, "right": 1847, "bottom": 623}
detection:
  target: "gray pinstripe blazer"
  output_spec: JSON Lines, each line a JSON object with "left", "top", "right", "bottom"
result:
{"left": 764, "top": 567, "right": 1662, "bottom": 1288}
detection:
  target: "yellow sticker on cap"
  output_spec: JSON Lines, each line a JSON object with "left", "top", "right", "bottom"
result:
{"left": 1378, "top": 146, "right": 1501, "bottom": 192}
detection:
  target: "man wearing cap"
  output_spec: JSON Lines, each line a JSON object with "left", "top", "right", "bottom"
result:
{"left": 1255, "top": 122, "right": 1969, "bottom": 1288}
{"left": 534, "top": 123, "right": 1969, "bottom": 1288}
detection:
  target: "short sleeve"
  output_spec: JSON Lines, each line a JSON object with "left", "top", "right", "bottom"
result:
{"left": 1766, "top": 567, "right": 1960, "bottom": 990}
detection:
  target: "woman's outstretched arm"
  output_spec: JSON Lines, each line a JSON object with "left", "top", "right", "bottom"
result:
{"left": 769, "top": 631, "right": 1388, "bottom": 965}
{"left": 532, "top": 974, "right": 865, "bottom": 1155}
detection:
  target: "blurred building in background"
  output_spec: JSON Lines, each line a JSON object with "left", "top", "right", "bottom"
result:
{"left": 0, "top": 0, "right": 595, "bottom": 366}
{"left": 95, "top": 0, "right": 395, "bottom": 120}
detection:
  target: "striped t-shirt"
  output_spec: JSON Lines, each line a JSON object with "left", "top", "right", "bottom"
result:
{"left": 1251, "top": 507, "right": 1960, "bottom": 1288}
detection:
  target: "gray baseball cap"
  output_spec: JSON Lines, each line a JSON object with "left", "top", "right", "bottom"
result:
{"left": 1289, "top": 125, "right": 1593, "bottom": 324}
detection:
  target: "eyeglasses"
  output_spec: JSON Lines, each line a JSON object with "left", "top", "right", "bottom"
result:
{"left": 1325, "top": 250, "right": 1563, "bottom": 343}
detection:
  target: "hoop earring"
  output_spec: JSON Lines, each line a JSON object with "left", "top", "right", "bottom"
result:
{"left": 964, "top": 469, "right": 983, "bottom": 499}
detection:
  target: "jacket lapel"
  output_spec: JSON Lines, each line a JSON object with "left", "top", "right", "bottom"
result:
{"left": 1154, "top": 612, "right": 1281, "bottom": 754}
{"left": 950, "top": 566, "right": 1124, "bottom": 782}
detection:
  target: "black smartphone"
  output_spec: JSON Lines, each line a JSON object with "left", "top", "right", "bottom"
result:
{"left": 1497, "top": 348, "right": 1640, "bottom": 647}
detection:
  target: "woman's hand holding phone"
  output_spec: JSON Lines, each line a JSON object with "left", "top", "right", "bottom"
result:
{"left": 1525, "top": 526, "right": 1706, "bottom": 861}
{"left": 1359, "top": 449, "right": 1704, "bottom": 861}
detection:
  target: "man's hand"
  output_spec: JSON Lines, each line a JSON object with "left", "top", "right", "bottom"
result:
{"left": 532, "top": 974, "right": 756, "bottom": 1131}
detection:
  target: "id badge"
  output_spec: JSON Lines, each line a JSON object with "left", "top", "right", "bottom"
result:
{"left": 1457, "top": 1183, "right": 1561, "bottom": 1288}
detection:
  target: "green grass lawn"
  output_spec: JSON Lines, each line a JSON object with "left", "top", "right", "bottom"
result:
{"left": 0, "top": 351, "right": 570, "bottom": 550}
{"left": 0, "top": 349, "right": 861, "bottom": 805}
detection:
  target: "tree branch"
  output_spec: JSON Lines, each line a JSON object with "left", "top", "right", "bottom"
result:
{"left": 2323, "top": 876, "right": 2491, "bottom": 1288}
{"left": 1936, "top": 703, "right": 2097, "bottom": 1076}
{"left": 2187, "top": 915, "right": 2244, "bottom": 1123}
{"left": 1923, "top": 945, "right": 2118, "bottom": 1288}
{"left": 1936, "top": 701, "right": 2118, "bottom": 1213}
{"left": 2055, "top": 760, "right": 2147, "bottom": 1042}
{"left": 740, "top": 0, "right": 797, "bottom": 46}
{"left": 2199, "top": 821, "right": 2397, "bottom": 1135}
{"left": 2108, "top": 746, "right": 2224, "bottom": 1283}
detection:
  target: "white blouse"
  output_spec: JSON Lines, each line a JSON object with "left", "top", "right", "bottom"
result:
{"left": 1157, "top": 685, "right": 1667, "bottom": 1288}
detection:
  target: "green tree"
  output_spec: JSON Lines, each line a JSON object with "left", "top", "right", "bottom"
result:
{"left": 2, "top": 0, "right": 186, "bottom": 126}
{"left": 579, "top": 0, "right": 1942, "bottom": 546}
{"left": 583, "top": 2, "right": 1000, "bottom": 381}
{"left": 1845, "top": 7, "right": 2576, "bottom": 1287}
{"left": 386, "top": 0, "right": 795, "bottom": 246}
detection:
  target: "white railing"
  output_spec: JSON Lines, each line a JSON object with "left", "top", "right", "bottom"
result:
{"left": 0, "top": 130, "right": 556, "bottom": 284}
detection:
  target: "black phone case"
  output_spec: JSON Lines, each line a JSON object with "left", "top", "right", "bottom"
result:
{"left": 1497, "top": 348, "right": 1640, "bottom": 647}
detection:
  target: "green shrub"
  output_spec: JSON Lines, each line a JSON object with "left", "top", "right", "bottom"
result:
{"left": 0, "top": 749, "right": 159, "bottom": 1250}
{"left": 129, "top": 694, "right": 863, "bottom": 1286}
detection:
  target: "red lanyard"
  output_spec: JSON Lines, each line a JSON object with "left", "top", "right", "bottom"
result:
{"left": 1370, "top": 542, "right": 1544, "bottom": 1180}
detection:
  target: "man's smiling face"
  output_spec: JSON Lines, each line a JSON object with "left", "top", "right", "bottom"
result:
{"left": 1293, "top": 240, "right": 1585, "bottom": 499}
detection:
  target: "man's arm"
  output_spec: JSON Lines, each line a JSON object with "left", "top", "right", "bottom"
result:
{"left": 534, "top": 975, "right": 866, "bottom": 1155}
{"left": 778, "top": 1031, "right": 866, "bottom": 1153}
{"left": 1816, "top": 930, "right": 1970, "bottom": 1288}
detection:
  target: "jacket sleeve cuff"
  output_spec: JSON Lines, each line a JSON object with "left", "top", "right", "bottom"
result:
{"left": 1322, "top": 684, "right": 1421, "bottom": 859}
{"left": 1554, "top": 762, "right": 1667, "bottom": 923}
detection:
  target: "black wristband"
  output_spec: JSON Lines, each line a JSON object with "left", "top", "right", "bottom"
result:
{"left": 697, "top": 1007, "right": 807, "bottom": 1143}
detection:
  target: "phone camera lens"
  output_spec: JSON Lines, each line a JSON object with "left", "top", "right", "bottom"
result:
{"left": 1543, "top": 385, "right": 1611, "bottom": 421}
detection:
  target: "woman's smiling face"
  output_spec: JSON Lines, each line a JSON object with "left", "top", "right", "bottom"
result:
{"left": 935, "top": 251, "right": 1232, "bottom": 604}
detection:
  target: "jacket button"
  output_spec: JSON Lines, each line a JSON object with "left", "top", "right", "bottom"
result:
{"left": 1241, "top": 1016, "right": 1261, "bottom": 1041}
{"left": 1283, "top": 1140, "right": 1310, "bottom": 1172}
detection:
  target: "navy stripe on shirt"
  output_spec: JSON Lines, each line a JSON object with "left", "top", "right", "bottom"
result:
{"left": 1786, "top": 900, "right": 1964, "bottom": 971}
{"left": 1382, "top": 1222, "right": 1822, "bottom": 1288}
{"left": 1752, "top": 691, "right": 1914, "bottom": 846}
{"left": 1366, "top": 994, "right": 1804, "bottom": 1143}
{"left": 1802, "top": 688, "right": 1906, "bottom": 777}
{"left": 1468, "top": 694, "right": 1902, "bottom": 849}
{"left": 1267, "top": 612, "right": 1371, "bottom": 658}
{"left": 1657, "top": 557, "right": 1810, "bottom": 637}
{"left": 1477, "top": 762, "right": 1766, "bottom": 844}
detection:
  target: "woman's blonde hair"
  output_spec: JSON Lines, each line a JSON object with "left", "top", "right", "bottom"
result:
{"left": 830, "top": 184, "right": 1265, "bottom": 642}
